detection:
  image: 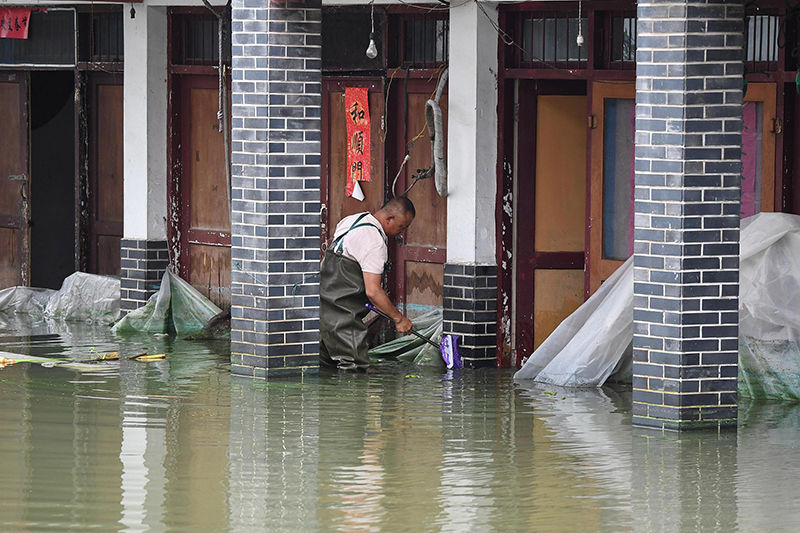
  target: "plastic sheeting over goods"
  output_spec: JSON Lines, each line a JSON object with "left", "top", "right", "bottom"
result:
{"left": 515, "top": 213, "right": 800, "bottom": 401}
{"left": 0, "top": 272, "right": 120, "bottom": 324}
{"left": 113, "top": 270, "right": 226, "bottom": 338}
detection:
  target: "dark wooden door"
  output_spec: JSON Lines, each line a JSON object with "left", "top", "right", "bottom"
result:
{"left": 514, "top": 81, "right": 587, "bottom": 361}
{"left": 321, "top": 78, "right": 386, "bottom": 247}
{"left": 178, "top": 75, "right": 231, "bottom": 309}
{"left": 0, "top": 72, "right": 30, "bottom": 288}
{"left": 87, "top": 74, "right": 123, "bottom": 276}
{"left": 390, "top": 77, "right": 447, "bottom": 317}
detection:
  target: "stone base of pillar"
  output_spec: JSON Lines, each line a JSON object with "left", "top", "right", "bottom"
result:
{"left": 443, "top": 263, "right": 498, "bottom": 368}
{"left": 632, "top": 401, "right": 738, "bottom": 432}
{"left": 120, "top": 239, "right": 169, "bottom": 316}
{"left": 230, "top": 360, "right": 319, "bottom": 380}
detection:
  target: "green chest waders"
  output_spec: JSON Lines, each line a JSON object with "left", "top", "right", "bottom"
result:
{"left": 319, "top": 213, "right": 384, "bottom": 370}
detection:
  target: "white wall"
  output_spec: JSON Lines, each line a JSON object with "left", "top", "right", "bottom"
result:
{"left": 123, "top": 5, "right": 168, "bottom": 240}
{"left": 446, "top": 1, "right": 498, "bottom": 264}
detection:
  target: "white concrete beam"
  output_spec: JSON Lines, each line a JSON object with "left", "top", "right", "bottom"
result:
{"left": 446, "top": 0, "right": 498, "bottom": 264}
{"left": 123, "top": 6, "right": 168, "bottom": 240}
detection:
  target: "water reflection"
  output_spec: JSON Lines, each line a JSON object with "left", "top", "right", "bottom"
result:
{"left": 1, "top": 323, "right": 800, "bottom": 531}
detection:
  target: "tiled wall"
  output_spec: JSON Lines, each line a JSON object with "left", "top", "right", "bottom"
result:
{"left": 633, "top": 0, "right": 743, "bottom": 430}
{"left": 229, "top": 0, "right": 322, "bottom": 378}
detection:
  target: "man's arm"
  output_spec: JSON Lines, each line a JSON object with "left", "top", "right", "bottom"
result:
{"left": 363, "top": 272, "right": 413, "bottom": 333}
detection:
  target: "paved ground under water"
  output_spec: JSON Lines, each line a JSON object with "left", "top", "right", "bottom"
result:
{"left": 1, "top": 318, "right": 800, "bottom": 532}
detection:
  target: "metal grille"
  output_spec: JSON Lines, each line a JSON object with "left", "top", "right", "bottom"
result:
{"left": 402, "top": 17, "right": 448, "bottom": 68}
{"left": 90, "top": 12, "right": 123, "bottom": 62}
{"left": 745, "top": 15, "right": 779, "bottom": 70}
{"left": 0, "top": 9, "right": 76, "bottom": 66}
{"left": 610, "top": 16, "right": 636, "bottom": 64}
{"left": 520, "top": 14, "right": 588, "bottom": 66}
{"left": 174, "top": 14, "right": 230, "bottom": 66}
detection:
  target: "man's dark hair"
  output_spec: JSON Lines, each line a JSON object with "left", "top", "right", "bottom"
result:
{"left": 383, "top": 195, "right": 416, "bottom": 218}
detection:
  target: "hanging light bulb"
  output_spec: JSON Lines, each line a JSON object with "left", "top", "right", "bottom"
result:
{"left": 576, "top": 0, "right": 583, "bottom": 47}
{"left": 366, "top": 33, "right": 378, "bottom": 59}
{"left": 365, "top": 1, "right": 378, "bottom": 59}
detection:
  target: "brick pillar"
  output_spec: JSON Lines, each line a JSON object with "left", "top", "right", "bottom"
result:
{"left": 633, "top": 0, "right": 743, "bottom": 430}
{"left": 443, "top": 265, "right": 498, "bottom": 368}
{"left": 119, "top": 240, "right": 169, "bottom": 316}
{"left": 230, "top": 0, "right": 321, "bottom": 378}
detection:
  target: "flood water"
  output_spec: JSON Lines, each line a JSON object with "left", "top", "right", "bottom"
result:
{"left": 1, "top": 319, "right": 800, "bottom": 532}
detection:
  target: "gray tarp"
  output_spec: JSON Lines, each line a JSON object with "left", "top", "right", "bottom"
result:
{"left": 515, "top": 212, "right": 800, "bottom": 400}
{"left": 0, "top": 272, "right": 120, "bottom": 324}
{"left": 112, "top": 270, "right": 223, "bottom": 338}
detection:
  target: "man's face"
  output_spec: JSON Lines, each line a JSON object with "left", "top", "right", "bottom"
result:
{"left": 385, "top": 212, "right": 414, "bottom": 237}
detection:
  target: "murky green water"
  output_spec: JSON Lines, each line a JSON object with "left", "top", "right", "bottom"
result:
{"left": 1, "top": 319, "right": 800, "bottom": 532}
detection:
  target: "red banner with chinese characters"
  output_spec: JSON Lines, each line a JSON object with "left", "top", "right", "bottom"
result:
{"left": 0, "top": 8, "right": 32, "bottom": 39}
{"left": 344, "top": 87, "right": 371, "bottom": 196}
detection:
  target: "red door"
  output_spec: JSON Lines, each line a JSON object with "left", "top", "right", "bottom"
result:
{"left": 87, "top": 74, "right": 124, "bottom": 276}
{"left": 177, "top": 75, "right": 231, "bottom": 309}
{"left": 389, "top": 77, "right": 447, "bottom": 316}
{"left": 0, "top": 72, "right": 30, "bottom": 288}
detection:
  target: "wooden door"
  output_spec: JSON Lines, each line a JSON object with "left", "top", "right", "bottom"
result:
{"left": 178, "top": 75, "right": 231, "bottom": 309}
{"left": 588, "top": 82, "right": 636, "bottom": 294}
{"left": 390, "top": 77, "right": 447, "bottom": 316}
{"left": 88, "top": 74, "right": 123, "bottom": 276}
{"left": 0, "top": 72, "right": 30, "bottom": 288}
{"left": 515, "top": 81, "right": 587, "bottom": 359}
{"left": 587, "top": 82, "right": 777, "bottom": 295}
{"left": 321, "top": 78, "right": 385, "bottom": 246}
{"left": 741, "top": 83, "right": 776, "bottom": 216}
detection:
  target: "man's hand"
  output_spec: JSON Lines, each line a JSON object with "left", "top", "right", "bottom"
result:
{"left": 394, "top": 315, "right": 413, "bottom": 334}
{"left": 364, "top": 272, "right": 412, "bottom": 333}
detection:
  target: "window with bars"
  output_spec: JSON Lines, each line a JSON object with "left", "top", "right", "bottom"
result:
{"left": 610, "top": 16, "right": 636, "bottom": 63}
{"left": 520, "top": 14, "right": 588, "bottom": 67}
{"left": 401, "top": 17, "right": 448, "bottom": 68}
{"left": 89, "top": 12, "right": 123, "bottom": 62}
{"left": 745, "top": 14, "right": 779, "bottom": 71}
{"left": 172, "top": 14, "right": 231, "bottom": 66}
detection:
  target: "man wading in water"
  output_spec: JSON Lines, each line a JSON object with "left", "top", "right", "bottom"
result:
{"left": 320, "top": 196, "right": 415, "bottom": 372}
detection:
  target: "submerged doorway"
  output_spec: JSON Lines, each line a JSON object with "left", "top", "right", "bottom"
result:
{"left": 30, "top": 71, "right": 76, "bottom": 290}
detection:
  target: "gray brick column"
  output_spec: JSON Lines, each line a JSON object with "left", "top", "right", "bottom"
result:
{"left": 443, "top": 265, "right": 498, "bottom": 368}
{"left": 119, "top": 240, "right": 169, "bottom": 316}
{"left": 633, "top": 0, "right": 743, "bottom": 430}
{"left": 230, "top": 0, "right": 321, "bottom": 378}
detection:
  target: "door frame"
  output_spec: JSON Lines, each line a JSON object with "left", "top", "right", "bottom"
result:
{"left": 744, "top": 82, "right": 777, "bottom": 213}
{"left": 86, "top": 72, "right": 124, "bottom": 275}
{"left": 588, "top": 81, "right": 635, "bottom": 295}
{"left": 0, "top": 71, "right": 31, "bottom": 287}
{"left": 173, "top": 73, "right": 232, "bottom": 282}
{"left": 387, "top": 75, "right": 447, "bottom": 311}
{"left": 513, "top": 79, "right": 587, "bottom": 364}
{"left": 320, "top": 76, "right": 386, "bottom": 251}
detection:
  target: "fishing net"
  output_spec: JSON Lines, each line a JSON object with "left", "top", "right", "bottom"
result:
{"left": 368, "top": 308, "right": 446, "bottom": 368}
{"left": 113, "top": 270, "right": 225, "bottom": 338}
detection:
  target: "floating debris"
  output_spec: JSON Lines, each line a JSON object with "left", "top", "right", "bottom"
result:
{"left": 130, "top": 353, "right": 166, "bottom": 362}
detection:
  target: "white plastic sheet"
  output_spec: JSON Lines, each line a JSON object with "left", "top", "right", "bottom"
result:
{"left": 514, "top": 213, "right": 800, "bottom": 397}
{"left": 0, "top": 272, "right": 120, "bottom": 324}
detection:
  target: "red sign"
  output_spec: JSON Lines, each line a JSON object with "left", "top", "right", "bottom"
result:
{"left": 0, "top": 8, "right": 32, "bottom": 39}
{"left": 344, "top": 87, "right": 371, "bottom": 196}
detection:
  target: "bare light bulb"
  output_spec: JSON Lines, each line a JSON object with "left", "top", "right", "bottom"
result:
{"left": 576, "top": 33, "right": 584, "bottom": 47}
{"left": 365, "top": 33, "right": 378, "bottom": 59}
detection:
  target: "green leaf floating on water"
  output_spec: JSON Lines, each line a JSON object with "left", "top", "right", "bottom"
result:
{"left": 405, "top": 374, "right": 422, "bottom": 379}
{"left": 543, "top": 391, "right": 557, "bottom": 396}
